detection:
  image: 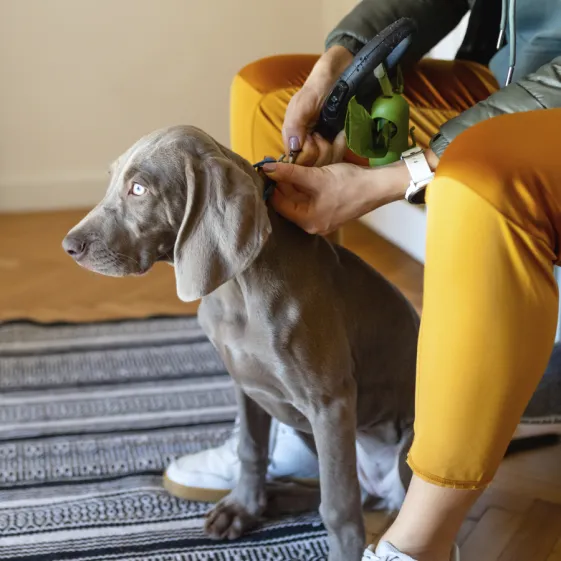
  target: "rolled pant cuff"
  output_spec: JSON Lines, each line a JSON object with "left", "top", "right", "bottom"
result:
{"left": 406, "top": 455, "right": 492, "bottom": 491}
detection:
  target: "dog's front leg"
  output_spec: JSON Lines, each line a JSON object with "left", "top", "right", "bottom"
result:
{"left": 310, "top": 387, "right": 365, "bottom": 561}
{"left": 205, "top": 385, "right": 271, "bottom": 540}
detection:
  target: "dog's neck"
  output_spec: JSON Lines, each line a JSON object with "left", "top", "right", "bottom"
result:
{"left": 231, "top": 204, "right": 338, "bottom": 309}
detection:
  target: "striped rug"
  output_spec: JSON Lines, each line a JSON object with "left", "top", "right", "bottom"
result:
{"left": 0, "top": 317, "right": 327, "bottom": 561}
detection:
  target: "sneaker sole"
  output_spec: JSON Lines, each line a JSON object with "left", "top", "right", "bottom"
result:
{"left": 162, "top": 472, "right": 320, "bottom": 504}
{"left": 163, "top": 473, "right": 231, "bottom": 503}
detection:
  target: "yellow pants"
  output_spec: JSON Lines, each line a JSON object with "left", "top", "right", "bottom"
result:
{"left": 231, "top": 56, "right": 560, "bottom": 489}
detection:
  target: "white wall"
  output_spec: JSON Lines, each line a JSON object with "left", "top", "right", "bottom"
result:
{"left": 322, "top": 0, "right": 358, "bottom": 38}
{"left": 0, "top": 0, "right": 324, "bottom": 212}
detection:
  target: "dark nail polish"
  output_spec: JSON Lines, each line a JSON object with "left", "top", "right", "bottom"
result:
{"left": 289, "top": 136, "right": 301, "bottom": 152}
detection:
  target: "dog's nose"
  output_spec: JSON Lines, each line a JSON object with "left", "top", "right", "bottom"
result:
{"left": 62, "top": 235, "right": 88, "bottom": 260}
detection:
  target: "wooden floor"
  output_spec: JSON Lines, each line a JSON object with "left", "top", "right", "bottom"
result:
{"left": 1, "top": 209, "right": 560, "bottom": 560}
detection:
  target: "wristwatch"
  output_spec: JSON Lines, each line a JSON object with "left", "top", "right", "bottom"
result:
{"left": 401, "top": 147, "right": 435, "bottom": 204}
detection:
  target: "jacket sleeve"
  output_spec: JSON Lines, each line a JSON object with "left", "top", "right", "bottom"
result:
{"left": 431, "top": 56, "right": 561, "bottom": 157}
{"left": 325, "top": 0, "right": 469, "bottom": 60}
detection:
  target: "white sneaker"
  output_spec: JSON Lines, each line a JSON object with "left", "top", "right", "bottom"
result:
{"left": 163, "top": 419, "right": 320, "bottom": 502}
{"left": 363, "top": 541, "right": 460, "bottom": 561}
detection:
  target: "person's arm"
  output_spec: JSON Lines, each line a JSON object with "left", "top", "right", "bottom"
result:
{"left": 283, "top": 0, "right": 469, "bottom": 159}
{"left": 325, "top": 0, "right": 469, "bottom": 60}
{"left": 264, "top": 148, "right": 440, "bottom": 235}
{"left": 431, "top": 56, "right": 561, "bottom": 157}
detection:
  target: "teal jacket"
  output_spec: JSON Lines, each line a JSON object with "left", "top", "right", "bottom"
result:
{"left": 326, "top": 0, "right": 561, "bottom": 156}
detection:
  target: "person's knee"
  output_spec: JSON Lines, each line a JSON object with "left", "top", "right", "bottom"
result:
{"left": 436, "top": 112, "right": 554, "bottom": 190}
{"left": 437, "top": 116, "right": 516, "bottom": 186}
{"left": 432, "top": 112, "right": 561, "bottom": 249}
{"left": 432, "top": 113, "right": 548, "bottom": 223}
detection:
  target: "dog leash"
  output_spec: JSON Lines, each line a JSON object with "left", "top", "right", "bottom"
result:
{"left": 252, "top": 152, "right": 294, "bottom": 202}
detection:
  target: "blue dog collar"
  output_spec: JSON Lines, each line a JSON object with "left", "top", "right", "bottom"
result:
{"left": 252, "top": 157, "right": 278, "bottom": 201}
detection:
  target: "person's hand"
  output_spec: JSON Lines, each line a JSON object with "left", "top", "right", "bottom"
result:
{"left": 282, "top": 46, "right": 353, "bottom": 167}
{"left": 264, "top": 149, "right": 440, "bottom": 235}
{"left": 263, "top": 162, "right": 375, "bottom": 235}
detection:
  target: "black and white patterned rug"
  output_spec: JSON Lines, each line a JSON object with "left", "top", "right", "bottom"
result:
{"left": 0, "top": 317, "right": 327, "bottom": 561}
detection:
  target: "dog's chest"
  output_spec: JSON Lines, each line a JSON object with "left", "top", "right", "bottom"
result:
{"left": 198, "top": 291, "right": 311, "bottom": 431}
{"left": 198, "top": 290, "right": 269, "bottom": 357}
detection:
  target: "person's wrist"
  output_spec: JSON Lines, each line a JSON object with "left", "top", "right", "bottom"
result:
{"left": 319, "top": 45, "right": 354, "bottom": 77}
{"left": 357, "top": 149, "right": 440, "bottom": 209}
{"left": 385, "top": 149, "right": 440, "bottom": 203}
{"left": 425, "top": 148, "right": 440, "bottom": 171}
{"left": 358, "top": 162, "right": 410, "bottom": 209}
{"left": 342, "top": 165, "right": 395, "bottom": 216}
{"left": 306, "top": 46, "right": 353, "bottom": 94}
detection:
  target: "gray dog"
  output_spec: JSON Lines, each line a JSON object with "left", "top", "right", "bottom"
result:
{"left": 63, "top": 125, "right": 419, "bottom": 561}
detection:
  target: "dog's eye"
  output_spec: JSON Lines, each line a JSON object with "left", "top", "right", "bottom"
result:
{"left": 130, "top": 183, "right": 147, "bottom": 197}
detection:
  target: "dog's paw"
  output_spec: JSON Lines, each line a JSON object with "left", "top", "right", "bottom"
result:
{"left": 204, "top": 493, "right": 265, "bottom": 540}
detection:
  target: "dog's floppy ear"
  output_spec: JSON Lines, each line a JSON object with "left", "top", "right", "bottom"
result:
{"left": 174, "top": 152, "right": 271, "bottom": 302}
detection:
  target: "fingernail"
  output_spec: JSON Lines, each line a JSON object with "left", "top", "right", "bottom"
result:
{"left": 263, "top": 162, "right": 277, "bottom": 173}
{"left": 289, "top": 136, "right": 301, "bottom": 152}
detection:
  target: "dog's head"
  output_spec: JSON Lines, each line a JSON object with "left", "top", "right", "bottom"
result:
{"left": 62, "top": 125, "right": 271, "bottom": 301}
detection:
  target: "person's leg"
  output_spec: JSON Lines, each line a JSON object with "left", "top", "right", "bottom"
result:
{"left": 378, "top": 109, "right": 561, "bottom": 561}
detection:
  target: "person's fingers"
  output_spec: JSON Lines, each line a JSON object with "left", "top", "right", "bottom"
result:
{"left": 282, "top": 101, "right": 304, "bottom": 155}
{"left": 262, "top": 162, "right": 323, "bottom": 193}
{"left": 294, "top": 135, "right": 319, "bottom": 167}
{"left": 312, "top": 133, "right": 334, "bottom": 167}
{"left": 282, "top": 89, "right": 320, "bottom": 156}
{"left": 332, "top": 130, "right": 348, "bottom": 163}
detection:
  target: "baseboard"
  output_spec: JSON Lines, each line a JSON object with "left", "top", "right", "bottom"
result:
{"left": 0, "top": 174, "right": 107, "bottom": 213}
{"left": 359, "top": 200, "right": 427, "bottom": 264}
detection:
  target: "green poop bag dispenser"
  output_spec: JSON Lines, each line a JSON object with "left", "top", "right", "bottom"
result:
{"left": 314, "top": 17, "right": 417, "bottom": 167}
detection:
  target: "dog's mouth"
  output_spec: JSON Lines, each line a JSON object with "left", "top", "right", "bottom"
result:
{"left": 71, "top": 242, "right": 152, "bottom": 278}
{"left": 64, "top": 229, "right": 175, "bottom": 277}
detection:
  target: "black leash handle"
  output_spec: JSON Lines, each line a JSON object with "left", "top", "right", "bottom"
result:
{"left": 314, "top": 17, "right": 417, "bottom": 143}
